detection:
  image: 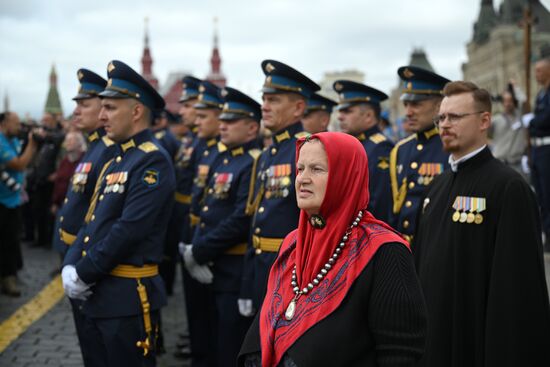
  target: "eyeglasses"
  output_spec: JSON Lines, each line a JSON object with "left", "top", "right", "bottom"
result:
{"left": 433, "top": 111, "right": 485, "bottom": 127}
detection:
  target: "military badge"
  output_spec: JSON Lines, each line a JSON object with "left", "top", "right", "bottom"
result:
{"left": 142, "top": 169, "right": 159, "bottom": 187}
{"left": 417, "top": 163, "right": 443, "bottom": 185}
{"left": 213, "top": 172, "right": 233, "bottom": 199}
{"left": 265, "top": 62, "right": 275, "bottom": 73}
{"left": 264, "top": 164, "right": 292, "bottom": 199}
{"left": 72, "top": 162, "right": 92, "bottom": 192}
{"left": 452, "top": 196, "right": 486, "bottom": 224}
{"left": 194, "top": 165, "right": 210, "bottom": 188}
{"left": 403, "top": 68, "right": 414, "bottom": 79}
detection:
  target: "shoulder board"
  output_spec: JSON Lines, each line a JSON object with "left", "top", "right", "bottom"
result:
{"left": 138, "top": 141, "right": 159, "bottom": 153}
{"left": 369, "top": 133, "right": 387, "bottom": 144}
{"left": 217, "top": 142, "right": 228, "bottom": 153}
{"left": 101, "top": 136, "right": 114, "bottom": 147}
{"left": 395, "top": 134, "right": 416, "bottom": 149}
{"left": 294, "top": 131, "right": 310, "bottom": 139}
{"left": 248, "top": 148, "right": 261, "bottom": 160}
{"left": 154, "top": 131, "right": 166, "bottom": 139}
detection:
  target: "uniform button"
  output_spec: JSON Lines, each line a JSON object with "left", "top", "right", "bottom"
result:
{"left": 200, "top": 223, "right": 205, "bottom": 228}
{"left": 223, "top": 158, "right": 229, "bottom": 164}
{"left": 403, "top": 220, "right": 410, "bottom": 229}
{"left": 271, "top": 147, "right": 277, "bottom": 155}
{"left": 408, "top": 182, "right": 415, "bottom": 189}
{"left": 58, "top": 228, "right": 62, "bottom": 234}
{"left": 255, "top": 248, "right": 262, "bottom": 255}
{"left": 99, "top": 194, "right": 104, "bottom": 201}
{"left": 416, "top": 144, "right": 423, "bottom": 151}
{"left": 91, "top": 214, "right": 96, "bottom": 221}
{"left": 410, "top": 162, "right": 418, "bottom": 169}
{"left": 202, "top": 206, "right": 208, "bottom": 212}
{"left": 84, "top": 236, "right": 90, "bottom": 243}
{"left": 64, "top": 198, "right": 68, "bottom": 204}
{"left": 208, "top": 188, "right": 214, "bottom": 194}
{"left": 204, "top": 151, "right": 209, "bottom": 156}
{"left": 405, "top": 201, "right": 412, "bottom": 208}
{"left": 254, "top": 227, "right": 261, "bottom": 234}
{"left": 116, "top": 156, "right": 122, "bottom": 163}
{"left": 60, "top": 216, "right": 64, "bottom": 223}
{"left": 258, "top": 206, "right": 265, "bottom": 213}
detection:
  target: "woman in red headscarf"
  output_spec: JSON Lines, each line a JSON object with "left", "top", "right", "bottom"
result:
{"left": 238, "top": 132, "right": 426, "bottom": 366}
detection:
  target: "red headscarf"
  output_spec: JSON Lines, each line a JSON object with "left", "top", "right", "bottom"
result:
{"left": 259, "top": 132, "right": 409, "bottom": 366}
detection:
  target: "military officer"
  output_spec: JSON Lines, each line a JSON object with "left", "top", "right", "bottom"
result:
{"left": 240, "top": 60, "right": 319, "bottom": 314}
{"left": 334, "top": 80, "right": 394, "bottom": 222}
{"left": 153, "top": 108, "right": 181, "bottom": 161}
{"left": 51, "top": 68, "right": 115, "bottom": 365}
{"left": 302, "top": 92, "right": 336, "bottom": 133}
{"left": 62, "top": 60, "right": 175, "bottom": 367}
{"left": 185, "top": 86, "right": 261, "bottom": 367}
{"left": 170, "top": 76, "right": 202, "bottom": 359}
{"left": 180, "top": 80, "right": 225, "bottom": 367}
{"left": 389, "top": 66, "right": 450, "bottom": 240}
{"left": 54, "top": 69, "right": 114, "bottom": 256}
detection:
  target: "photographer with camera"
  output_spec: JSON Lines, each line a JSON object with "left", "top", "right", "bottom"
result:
{"left": 26, "top": 112, "right": 64, "bottom": 248}
{"left": 0, "top": 111, "right": 37, "bottom": 296}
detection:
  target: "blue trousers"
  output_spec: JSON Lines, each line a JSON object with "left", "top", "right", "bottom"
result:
{"left": 77, "top": 310, "right": 160, "bottom": 367}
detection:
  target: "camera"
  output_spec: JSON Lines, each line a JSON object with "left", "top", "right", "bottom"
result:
{"left": 17, "top": 121, "right": 64, "bottom": 144}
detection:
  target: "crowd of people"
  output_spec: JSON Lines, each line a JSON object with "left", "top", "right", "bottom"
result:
{"left": 0, "top": 53, "right": 549, "bottom": 367}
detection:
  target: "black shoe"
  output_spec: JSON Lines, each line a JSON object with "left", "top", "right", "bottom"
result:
{"left": 173, "top": 346, "right": 192, "bottom": 359}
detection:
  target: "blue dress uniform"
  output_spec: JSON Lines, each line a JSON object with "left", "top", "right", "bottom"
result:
{"left": 241, "top": 60, "right": 320, "bottom": 309}
{"left": 389, "top": 66, "right": 450, "bottom": 241}
{"left": 52, "top": 69, "right": 114, "bottom": 366}
{"left": 530, "top": 81, "right": 550, "bottom": 247}
{"left": 333, "top": 80, "right": 394, "bottom": 222}
{"left": 191, "top": 86, "right": 262, "bottom": 367}
{"left": 63, "top": 60, "right": 175, "bottom": 367}
{"left": 182, "top": 80, "right": 224, "bottom": 367}
{"left": 159, "top": 77, "right": 202, "bottom": 296}
{"left": 153, "top": 109, "right": 182, "bottom": 161}
{"left": 54, "top": 69, "right": 114, "bottom": 256}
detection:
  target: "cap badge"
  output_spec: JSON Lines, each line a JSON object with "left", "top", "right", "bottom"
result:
{"left": 199, "top": 85, "right": 206, "bottom": 92}
{"left": 334, "top": 82, "right": 343, "bottom": 91}
{"left": 265, "top": 63, "right": 275, "bottom": 73}
{"left": 403, "top": 68, "right": 414, "bottom": 79}
{"left": 108, "top": 62, "right": 116, "bottom": 73}
{"left": 77, "top": 71, "right": 84, "bottom": 80}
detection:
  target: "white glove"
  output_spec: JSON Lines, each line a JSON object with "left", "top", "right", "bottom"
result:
{"left": 521, "top": 155, "right": 531, "bottom": 175}
{"left": 238, "top": 298, "right": 255, "bottom": 317}
{"left": 183, "top": 245, "right": 213, "bottom": 284}
{"left": 178, "top": 242, "right": 186, "bottom": 257}
{"left": 191, "top": 265, "right": 214, "bottom": 284}
{"left": 61, "top": 265, "right": 92, "bottom": 300}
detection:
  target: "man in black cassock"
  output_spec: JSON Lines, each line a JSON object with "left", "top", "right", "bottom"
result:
{"left": 413, "top": 80, "right": 550, "bottom": 367}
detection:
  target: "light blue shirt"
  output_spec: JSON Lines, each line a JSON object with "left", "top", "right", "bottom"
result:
{"left": 0, "top": 132, "right": 24, "bottom": 208}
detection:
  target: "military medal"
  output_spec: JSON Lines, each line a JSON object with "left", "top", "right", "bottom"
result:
{"left": 417, "top": 176, "right": 424, "bottom": 185}
{"left": 453, "top": 196, "right": 486, "bottom": 225}
{"left": 452, "top": 211, "right": 460, "bottom": 222}
{"left": 113, "top": 183, "right": 120, "bottom": 193}
{"left": 475, "top": 213, "right": 483, "bottom": 224}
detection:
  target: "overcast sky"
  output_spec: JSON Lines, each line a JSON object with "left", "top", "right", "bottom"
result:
{"left": 1, "top": 0, "right": 549, "bottom": 119}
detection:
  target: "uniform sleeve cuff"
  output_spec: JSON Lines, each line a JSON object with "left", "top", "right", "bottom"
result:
{"left": 76, "top": 256, "right": 104, "bottom": 284}
{"left": 192, "top": 242, "right": 211, "bottom": 265}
